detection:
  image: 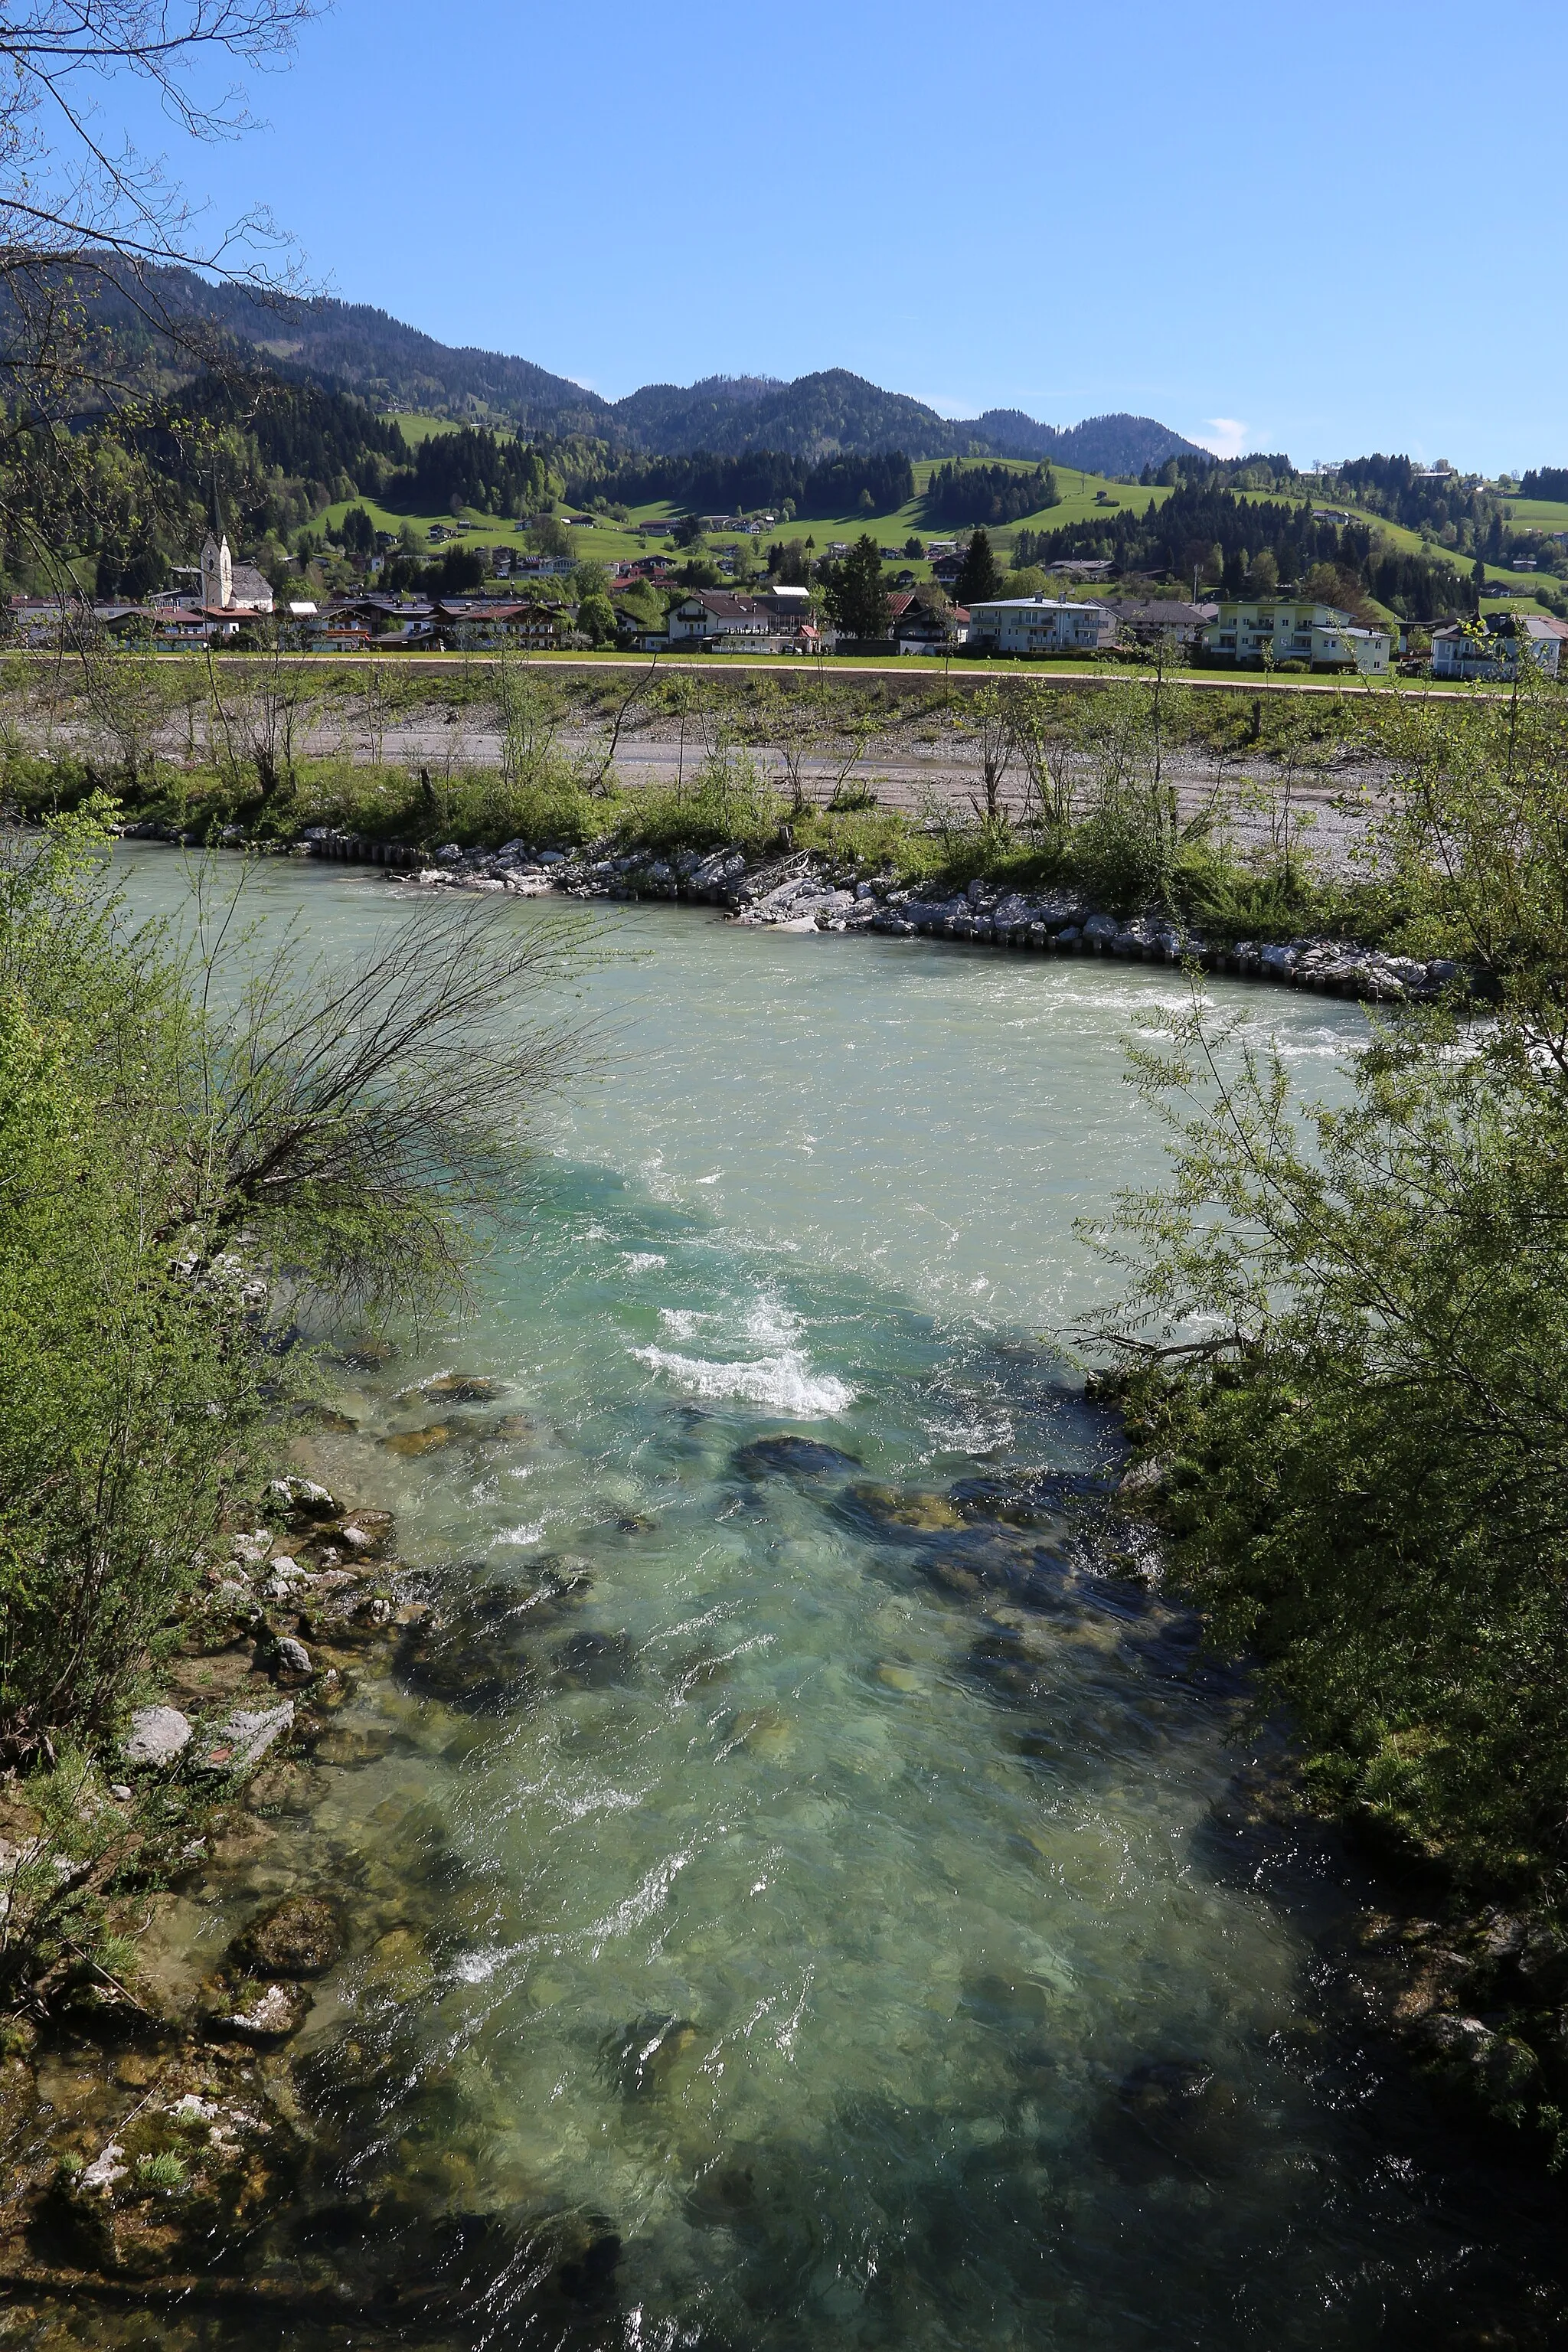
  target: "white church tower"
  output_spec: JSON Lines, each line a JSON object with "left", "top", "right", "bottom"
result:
{"left": 200, "top": 523, "right": 232, "bottom": 611}
{"left": 200, "top": 480, "right": 233, "bottom": 609}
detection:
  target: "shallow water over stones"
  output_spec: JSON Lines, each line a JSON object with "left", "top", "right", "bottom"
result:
{"left": 16, "top": 854, "right": 1563, "bottom": 2348}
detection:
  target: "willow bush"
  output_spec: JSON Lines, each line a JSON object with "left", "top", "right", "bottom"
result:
{"left": 1085, "top": 674, "right": 1568, "bottom": 1900}
{"left": 0, "top": 801, "right": 586, "bottom": 1756}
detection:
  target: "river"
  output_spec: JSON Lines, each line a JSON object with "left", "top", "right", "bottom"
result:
{"left": 108, "top": 849, "right": 1568, "bottom": 2349}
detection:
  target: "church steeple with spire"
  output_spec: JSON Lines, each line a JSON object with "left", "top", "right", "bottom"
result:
{"left": 200, "top": 479, "right": 232, "bottom": 611}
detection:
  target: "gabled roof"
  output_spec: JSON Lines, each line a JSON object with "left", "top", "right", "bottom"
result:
{"left": 679, "top": 590, "right": 766, "bottom": 619}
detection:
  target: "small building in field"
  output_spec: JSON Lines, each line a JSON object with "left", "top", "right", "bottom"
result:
{"left": 1204, "top": 599, "right": 1391, "bottom": 673}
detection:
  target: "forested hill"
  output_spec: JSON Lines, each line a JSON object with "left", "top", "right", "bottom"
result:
{"left": 72, "top": 265, "right": 1201, "bottom": 470}
{"left": 75, "top": 267, "right": 612, "bottom": 436}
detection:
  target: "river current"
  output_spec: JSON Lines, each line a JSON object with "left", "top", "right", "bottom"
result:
{"left": 109, "top": 851, "right": 1568, "bottom": 2349}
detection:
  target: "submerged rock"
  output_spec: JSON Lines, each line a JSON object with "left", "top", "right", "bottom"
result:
{"left": 380, "top": 1423, "right": 453, "bottom": 1458}
{"left": 485, "top": 1412, "right": 535, "bottom": 1443}
{"left": 733, "top": 1433, "right": 862, "bottom": 1479}
{"left": 230, "top": 1894, "right": 342, "bottom": 1978}
{"left": 603, "top": 2014, "right": 700, "bottom": 2099}
{"left": 408, "top": 1373, "right": 504, "bottom": 1405}
{"left": 842, "top": 1482, "right": 969, "bottom": 1534}
{"left": 396, "top": 1580, "right": 547, "bottom": 1713}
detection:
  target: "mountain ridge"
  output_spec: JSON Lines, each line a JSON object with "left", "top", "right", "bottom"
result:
{"left": 84, "top": 266, "right": 1207, "bottom": 474}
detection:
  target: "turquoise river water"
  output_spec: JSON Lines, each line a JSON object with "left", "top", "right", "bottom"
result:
{"left": 106, "top": 851, "right": 1568, "bottom": 2349}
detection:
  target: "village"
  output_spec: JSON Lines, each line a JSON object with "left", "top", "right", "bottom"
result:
{"left": 11, "top": 496, "right": 1568, "bottom": 683}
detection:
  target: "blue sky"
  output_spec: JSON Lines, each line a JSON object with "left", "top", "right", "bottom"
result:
{"left": 104, "top": 1, "right": 1568, "bottom": 473}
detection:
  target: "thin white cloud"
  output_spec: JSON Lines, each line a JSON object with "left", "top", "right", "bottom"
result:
{"left": 1195, "top": 417, "right": 1248, "bottom": 459}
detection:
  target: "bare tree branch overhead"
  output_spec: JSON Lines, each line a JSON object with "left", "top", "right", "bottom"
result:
{"left": 0, "top": 1, "right": 326, "bottom": 580}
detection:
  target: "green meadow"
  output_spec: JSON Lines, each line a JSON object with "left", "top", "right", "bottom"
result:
{"left": 330, "top": 421, "right": 1565, "bottom": 608}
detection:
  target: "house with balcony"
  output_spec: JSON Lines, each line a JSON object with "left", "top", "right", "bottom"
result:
{"left": 667, "top": 591, "right": 784, "bottom": 646}
{"left": 1204, "top": 599, "right": 1391, "bottom": 674}
{"left": 1430, "top": 612, "right": 1568, "bottom": 680}
{"left": 893, "top": 599, "right": 969, "bottom": 655}
{"left": 964, "top": 596, "right": 1112, "bottom": 656}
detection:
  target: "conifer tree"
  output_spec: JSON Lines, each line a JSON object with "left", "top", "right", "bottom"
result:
{"left": 956, "top": 527, "right": 1002, "bottom": 606}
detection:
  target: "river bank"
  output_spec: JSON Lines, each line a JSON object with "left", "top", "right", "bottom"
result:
{"left": 120, "top": 818, "right": 1446, "bottom": 1006}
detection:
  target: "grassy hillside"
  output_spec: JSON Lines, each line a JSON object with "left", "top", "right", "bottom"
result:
{"left": 325, "top": 446, "right": 1172, "bottom": 586}
{"left": 330, "top": 432, "right": 1564, "bottom": 612}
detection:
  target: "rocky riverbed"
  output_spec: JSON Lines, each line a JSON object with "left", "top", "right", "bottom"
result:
{"left": 4, "top": 1403, "right": 1563, "bottom": 2348}
{"left": 155, "top": 822, "right": 1455, "bottom": 1007}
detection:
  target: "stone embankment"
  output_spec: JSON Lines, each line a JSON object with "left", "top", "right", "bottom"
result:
{"left": 266, "top": 825, "right": 1455, "bottom": 1006}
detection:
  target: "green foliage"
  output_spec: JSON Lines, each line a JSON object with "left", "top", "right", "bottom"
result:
{"left": 825, "top": 534, "right": 891, "bottom": 640}
{"left": 614, "top": 744, "right": 784, "bottom": 858}
{"left": 955, "top": 528, "right": 1002, "bottom": 607}
{"left": 1084, "top": 675, "right": 1568, "bottom": 1904}
{"left": 0, "top": 795, "right": 583, "bottom": 1756}
{"left": 924, "top": 460, "right": 1058, "bottom": 528}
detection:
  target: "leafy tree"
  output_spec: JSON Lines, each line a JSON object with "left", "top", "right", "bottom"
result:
{"left": 955, "top": 527, "right": 1002, "bottom": 606}
{"left": 828, "top": 534, "right": 891, "bottom": 639}
{"left": 431, "top": 546, "right": 485, "bottom": 595}
{"left": 576, "top": 591, "right": 618, "bottom": 646}
{"left": 1083, "top": 681, "right": 1568, "bottom": 1901}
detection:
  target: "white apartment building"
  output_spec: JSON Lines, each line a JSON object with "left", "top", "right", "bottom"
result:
{"left": 1204, "top": 599, "right": 1391, "bottom": 673}
{"left": 965, "top": 596, "right": 1111, "bottom": 655}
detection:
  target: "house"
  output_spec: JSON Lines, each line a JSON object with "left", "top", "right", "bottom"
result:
{"left": 1204, "top": 598, "right": 1392, "bottom": 674}
{"left": 965, "top": 596, "right": 1112, "bottom": 655}
{"left": 322, "top": 596, "right": 434, "bottom": 642}
{"left": 1100, "top": 599, "right": 1216, "bottom": 647}
{"left": 667, "top": 591, "right": 782, "bottom": 645}
{"left": 430, "top": 599, "right": 566, "bottom": 648}
{"left": 1431, "top": 612, "right": 1568, "bottom": 680}
{"left": 893, "top": 599, "right": 969, "bottom": 655}
{"left": 752, "top": 583, "right": 812, "bottom": 620}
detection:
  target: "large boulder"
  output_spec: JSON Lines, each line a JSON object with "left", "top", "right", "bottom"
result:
{"left": 191, "top": 1702, "right": 295, "bottom": 1776}
{"left": 121, "top": 1706, "right": 192, "bottom": 1769}
{"left": 230, "top": 1894, "right": 342, "bottom": 1979}
{"left": 54, "top": 2079, "right": 300, "bottom": 2279}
